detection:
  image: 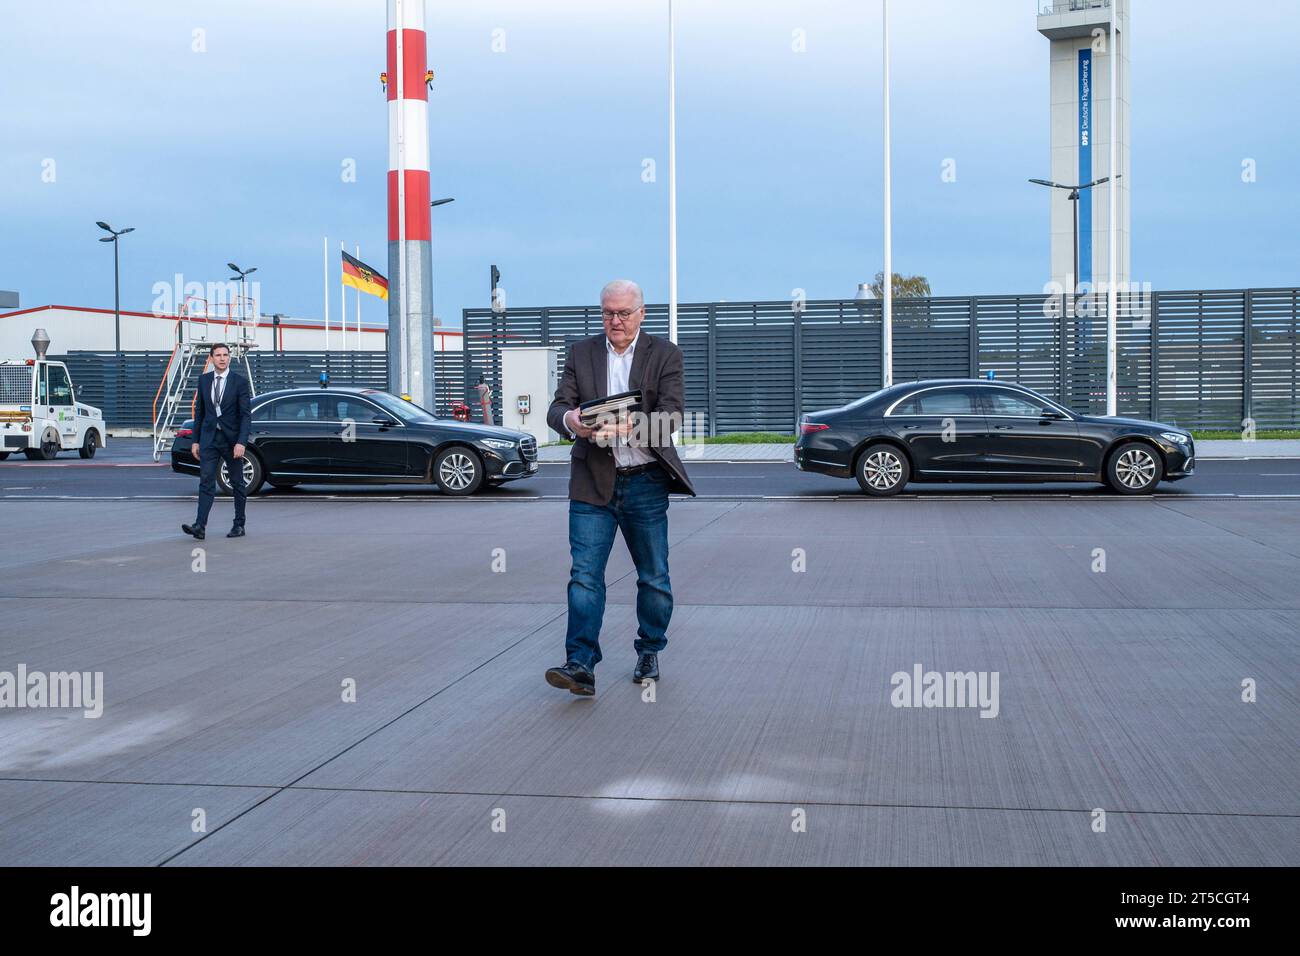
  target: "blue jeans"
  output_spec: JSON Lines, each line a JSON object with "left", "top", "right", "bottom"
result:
{"left": 565, "top": 466, "right": 673, "bottom": 670}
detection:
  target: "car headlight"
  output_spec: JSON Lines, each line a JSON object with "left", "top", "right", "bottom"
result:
{"left": 1160, "top": 432, "right": 1190, "bottom": 445}
{"left": 480, "top": 438, "right": 516, "bottom": 450}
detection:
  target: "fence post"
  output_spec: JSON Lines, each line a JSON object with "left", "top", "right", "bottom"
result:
{"left": 1242, "top": 289, "right": 1253, "bottom": 427}
{"left": 968, "top": 297, "right": 979, "bottom": 377}
{"left": 462, "top": 340, "right": 471, "bottom": 412}
{"left": 1150, "top": 292, "right": 1161, "bottom": 422}
{"left": 707, "top": 303, "right": 717, "bottom": 437}
{"left": 792, "top": 304, "right": 803, "bottom": 432}
{"left": 1058, "top": 295, "right": 1070, "bottom": 408}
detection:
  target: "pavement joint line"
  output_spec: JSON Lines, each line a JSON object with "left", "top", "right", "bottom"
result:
{"left": 272, "top": 786, "right": 1300, "bottom": 819}
{"left": 2, "top": 776, "right": 1295, "bottom": 821}
{"left": 8, "top": 493, "right": 1300, "bottom": 502}
{"left": 4, "top": 595, "right": 1298, "bottom": 613}
{"left": 14, "top": 455, "right": 1300, "bottom": 465}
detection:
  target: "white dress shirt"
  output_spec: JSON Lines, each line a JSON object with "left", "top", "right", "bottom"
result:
{"left": 211, "top": 371, "right": 228, "bottom": 418}
{"left": 604, "top": 333, "right": 654, "bottom": 468}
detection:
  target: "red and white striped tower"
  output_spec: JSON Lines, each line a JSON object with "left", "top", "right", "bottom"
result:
{"left": 387, "top": 0, "right": 434, "bottom": 407}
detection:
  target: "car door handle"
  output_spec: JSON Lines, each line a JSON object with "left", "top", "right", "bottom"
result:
{"left": 901, "top": 424, "right": 919, "bottom": 430}
{"left": 994, "top": 424, "right": 1013, "bottom": 430}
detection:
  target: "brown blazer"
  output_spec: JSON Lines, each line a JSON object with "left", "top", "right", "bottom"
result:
{"left": 547, "top": 332, "right": 697, "bottom": 506}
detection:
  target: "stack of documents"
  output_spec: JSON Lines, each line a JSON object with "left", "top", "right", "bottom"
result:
{"left": 578, "top": 389, "right": 642, "bottom": 427}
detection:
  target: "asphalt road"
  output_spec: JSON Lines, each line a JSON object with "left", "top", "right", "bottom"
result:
{"left": 2, "top": 438, "right": 1299, "bottom": 500}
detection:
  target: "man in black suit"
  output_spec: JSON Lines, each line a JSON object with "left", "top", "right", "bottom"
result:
{"left": 182, "top": 343, "right": 252, "bottom": 540}
{"left": 543, "top": 279, "right": 696, "bottom": 697}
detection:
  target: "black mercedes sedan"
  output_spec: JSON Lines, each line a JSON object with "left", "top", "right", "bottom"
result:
{"left": 795, "top": 379, "right": 1195, "bottom": 496}
{"left": 171, "top": 386, "right": 538, "bottom": 496}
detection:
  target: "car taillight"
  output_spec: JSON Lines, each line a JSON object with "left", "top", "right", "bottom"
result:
{"left": 800, "top": 422, "right": 829, "bottom": 434}
{"left": 176, "top": 428, "right": 192, "bottom": 438}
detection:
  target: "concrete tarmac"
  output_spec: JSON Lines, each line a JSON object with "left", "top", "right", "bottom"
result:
{"left": 0, "top": 493, "right": 1296, "bottom": 865}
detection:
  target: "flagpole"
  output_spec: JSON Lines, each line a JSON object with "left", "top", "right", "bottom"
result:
{"left": 667, "top": 0, "right": 678, "bottom": 345}
{"left": 340, "top": 239, "right": 347, "bottom": 354}
{"left": 356, "top": 244, "right": 362, "bottom": 351}
{"left": 323, "top": 236, "right": 330, "bottom": 351}
{"left": 881, "top": 0, "right": 893, "bottom": 388}
{"left": 1106, "top": 0, "right": 1118, "bottom": 416}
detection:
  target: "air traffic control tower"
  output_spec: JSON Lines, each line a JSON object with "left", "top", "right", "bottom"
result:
{"left": 1037, "top": 0, "right": 1130, "bottom": 296}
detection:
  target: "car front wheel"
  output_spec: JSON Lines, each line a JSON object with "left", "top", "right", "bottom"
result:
{"left": 1106, "top": 441, "right": 1162, "bottom": 494}
{"left": 79, "top": 431, "right": 100, "bottom": 459}
{"left": 24, "top": 430, "right": 60, "bottom": 460}
{"left": 217, "top": 452, "right": 265, "bottom": 496}
{"left": 434, "top": 447, "right": 483, "bottom": 496}
{"left": 855, "top": 443, "right": 910, "bottom": 497}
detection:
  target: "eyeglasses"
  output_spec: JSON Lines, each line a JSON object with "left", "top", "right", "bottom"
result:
{"left": 601, "top": 307, "right": 642, "bottom": 321}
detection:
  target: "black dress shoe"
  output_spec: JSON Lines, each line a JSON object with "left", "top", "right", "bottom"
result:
{"left": 227, "top": 525, "right": 246, "bottom": 538}
{"left": 545, "top": 661, "right": 595, "bottom": 697}
{"left": 632, "top": 652, "right": 659, "bottom": 682}
{"left": 181, "top": 523, "right": 205, "bottom": 540}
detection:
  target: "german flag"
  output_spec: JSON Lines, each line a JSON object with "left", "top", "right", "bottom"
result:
{"left": 342, "top": 250, "right": 389, "bottom": 300}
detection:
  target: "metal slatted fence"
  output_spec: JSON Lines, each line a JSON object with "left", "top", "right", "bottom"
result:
{"left": 50, "top": 351, "right": 469, "bottom": 428}
{"left": 465, "top": 286, "right": 1300, "bottom": 433}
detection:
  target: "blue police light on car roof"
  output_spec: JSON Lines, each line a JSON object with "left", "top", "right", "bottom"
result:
{"left": 319, "top": 372, "right": 329, "bottom": 388}
{"left": 986, "top": 370, "right": 996, "bottom": 380}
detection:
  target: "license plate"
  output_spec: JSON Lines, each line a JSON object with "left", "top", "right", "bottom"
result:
{"left": 528, "top": 461, "right": 538, "bottom": 472}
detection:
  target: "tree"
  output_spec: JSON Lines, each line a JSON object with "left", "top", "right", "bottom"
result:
{"left": 870, "top": 272, "right": 933, "bottom": 329}
{"left": 869, "top": 271, "right": 931, "bottom": 298}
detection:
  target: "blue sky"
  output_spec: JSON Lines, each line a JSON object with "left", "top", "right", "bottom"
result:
{"left": 1, "top": 0, "right": 1296, "bottom": 330}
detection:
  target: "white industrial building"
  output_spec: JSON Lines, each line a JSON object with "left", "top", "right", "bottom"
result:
{"left": 0, "top": 304, "right": 462, "bottom": 357}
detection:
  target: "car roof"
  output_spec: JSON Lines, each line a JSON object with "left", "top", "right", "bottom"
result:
{"left": 879, "top": 378, "right": 1043, "bottom": 396}
{"left": 251, "top": 386, "right": 386, "bottom": 404}
{"left": 895, "top": 378, "right": 1034, "bottom": 387}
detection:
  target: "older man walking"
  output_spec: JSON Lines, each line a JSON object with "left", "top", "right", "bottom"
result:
{"left": 544, "top": 279, "right": 695, "bottom": 697}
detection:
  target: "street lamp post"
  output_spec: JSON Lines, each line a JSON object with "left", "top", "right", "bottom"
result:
{"left": 1029, "top": 176, "right": 1116, "bottom": 410}
{"left": 1029, "top": 177, "right": 1113, "bottom": 306}
{"left": 428, "top": 198, "right": 455, "bottom": 360}
{"left": 226, "top": 262, "right": 258, "bottom": 341}
{"left": 96, "top": 221, "right": 134, "bottom": 352}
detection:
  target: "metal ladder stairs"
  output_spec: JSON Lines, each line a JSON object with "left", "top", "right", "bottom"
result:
{"left": 151, "top": 301, "right": 257, "bottom": 462}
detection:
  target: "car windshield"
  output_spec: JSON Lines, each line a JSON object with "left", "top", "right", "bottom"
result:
{"left": 362, "top": 390, "right": 439, "bottom": 424}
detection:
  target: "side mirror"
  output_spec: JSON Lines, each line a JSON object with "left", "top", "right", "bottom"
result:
{"left": 372, "top": 415, "right": 398, "bottom": 427}
{"left": 1040, "top": 410, "right": 1067, "bottom": 420}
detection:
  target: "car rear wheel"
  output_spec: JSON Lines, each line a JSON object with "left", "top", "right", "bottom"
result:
{"left": 434, "top": 447, "right": 483, "bottom": 496}
{"left": 855, "top": 443, "right": 910, "bottom": 496}
{"left": 0, "top": 452, "right": 9, "bottom": 461}
{"left": 1106, "top": 442, "right": 1162, "bottom": 494}
{"left": 79, "top": 431, "right": 100, "bottom": 459}
{"left": 217, "top": 453, "right": 265, "bottom": 496}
